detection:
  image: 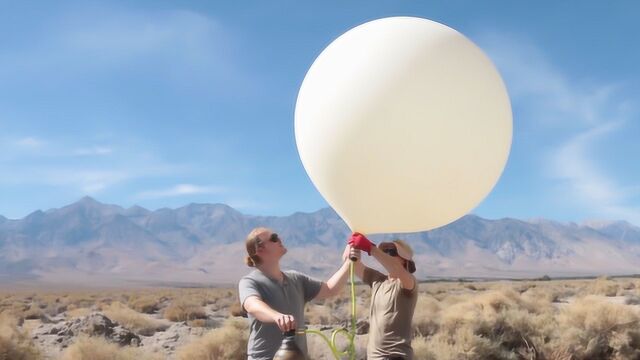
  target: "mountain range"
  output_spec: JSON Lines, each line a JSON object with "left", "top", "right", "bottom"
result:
{"left": 1, "top": 197, "right": 640, "bottom": 286}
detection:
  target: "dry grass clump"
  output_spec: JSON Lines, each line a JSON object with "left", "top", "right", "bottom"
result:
{"left": 228, "top": 301, "right": 246, "bottom": 317}
{"left": 175, "top": 318, "right": 248, "bottom": 360}
{"left": 65, "top": 307, "right": 93, "bottom": 319}
{"left": 102, "top": 302, "right": 169, "bottom": 336}
{"left": 521, "top": 284, "right": 564, "bottom": 304}
{"left": 128, "top": 296, "right": 160, "bottom": 314}
{"left": 621, "top": 281, "right": 636, "bottom": 291}
{"left": 61, "top": 336, "right": 163, "bottom": 360}
{"left": 318, "top": 290, "right": 369, "bottom": 322}
{"left": 552, "top": 295, "right": 640, "bottom": 359}
{"left": 412, "top": 335, "right": 434, "bottom": 360}
{"left": 0, "top": 312, "right": 42, "bottom": 360}
{"left": 411, "top": 279, "right": 640, "bottom": 359}
{"left": 308, "top": 292, "right": 364, "bottom": 326}
{"left": 305, "top": 303, "right": 334, "bottom": 325}
{"left": 413, "top": 294, "right": 441, "bottom": 337}
{"left": 187, "top": 319, "right": 208, "bottom": 328}
{"left": 22, "top": 305, "right": 45, "bottom": 320}
{"left": 163, "top": 300, "right": 207, "bottom": 322}
{"left": 64, "top": 295, "right": 99, "bottom": 310}
{"left": 422, "top": 282, "right": 459, "bottom": 297}
{"left": 413, "top": 288, "right": 556, "bottom": 359}
{"left": 588, "top": 276, "right": 620, "bottom": 297}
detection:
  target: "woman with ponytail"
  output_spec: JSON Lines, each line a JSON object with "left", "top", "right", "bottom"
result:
{"left": 238, "top": 227, "right": 355, "bottom": 360}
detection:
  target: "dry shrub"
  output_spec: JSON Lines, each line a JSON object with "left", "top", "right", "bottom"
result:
{"left": 521, "top": 285, "right": 563, "bottom": 304}
{"left": 102, "top": 302, "right": 169, "bottom": 336}
{"left": 208, "top": 290, "right": 236, "bottom": 311}
{"left": 305, "top": 304, "right": 334, "bottom": 325}
{"left": 589, "top": 277, "right": 619, "bottom": 297}
{"left": 164, "top": 300, "right": 207, "bottom": 322}
{"left": 425, "top": 289, "right": 556, "bottom": 359}
{"left": 622, "top": 281, "right": 636, "bottom": 291}
{"left": 61, "top": 336, "right": 163, "bottom": 360}
{"left": 419, "top": 326, "right": 509, "bottom": 359}
{"left": 310, "top": 292, "right": 367, "bottom": 325}
{"left": 464, "top": 283, "right": 478, "bottom": 291}
{"left": 65, "top": 296, "right": 97, "bottom": 309}
{"left": 175, "top": 318, "right": 248, "bottom": 360}
{"left": 128, "top": 296, "right": 159, "bottom": 314}
{"left": 322, "top": 294, "right": 349, "bottom": 311}
{"left": 0, "top": 313, "right": 42, "bottom": 360}
{"left": 22, "top": 305, "right": 45, "bottom": 320}
{"left": 412, "top": 335, "right": 435, "bottom": 360}
{"left": 413, "top": 294, "right": 440, "bottom": 337}
{"left": 552, "top": 295, "right": 640, "bottom": 359}
{"left": 44, "top": 303, "right": 68, "bottom": 317}
{"left": 187, "top": 319, "right": 207, "bottom": 328}
{"left": 229, "top": 302, "right": 247, "bottom": 317}
{"left": 424, "top": 283, "right": 455, "bottom": 297}
{"left": 625, "top": 294, "right": 640, "bottom": 305}
{"left": 66, "top": 307, "right": 92, "bottom": 319}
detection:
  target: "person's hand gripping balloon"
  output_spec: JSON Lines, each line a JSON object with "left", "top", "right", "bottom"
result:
{"left": 342, "top": 243, "right": 361, "bottom": 262}
{"left": 348, "top": 232, "right": 374, "bottom": 256}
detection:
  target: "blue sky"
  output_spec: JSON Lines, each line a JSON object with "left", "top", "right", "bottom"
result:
{"left": 0, "top": 1, "right": 638, "bottom": 225}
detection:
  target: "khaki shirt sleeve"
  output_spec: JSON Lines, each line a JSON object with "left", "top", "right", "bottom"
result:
{"left": 400, "top": 275, "right": 418, "bottom": 297}
{"left": 363, "top": 267, "right": 387, "bottom": 287}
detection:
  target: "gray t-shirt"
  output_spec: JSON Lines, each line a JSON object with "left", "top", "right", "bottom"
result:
{"left": 238, "top": 269, "right": 323, "bottom": 360}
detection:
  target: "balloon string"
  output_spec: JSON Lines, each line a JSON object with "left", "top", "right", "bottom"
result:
{"left": 349, "top": 260, "right": 357, "bottom": 359}
{"left": 304, "top": 261, "right": 357, "bottom": 359}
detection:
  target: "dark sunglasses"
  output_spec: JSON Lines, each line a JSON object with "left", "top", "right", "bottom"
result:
{"left": 268, "top": 233, "right": 281, "bottom": 243}
{"left": 382, "top": 248, "right": 398, "bottom": 257}
{"left": 255, "top": 233, "right": 281, "bottom": 246}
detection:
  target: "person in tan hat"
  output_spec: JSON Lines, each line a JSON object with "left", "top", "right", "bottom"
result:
{"left": 349, "top": 233, "right": 418, "bottom": 360}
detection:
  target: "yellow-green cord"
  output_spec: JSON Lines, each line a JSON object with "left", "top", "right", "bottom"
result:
{"left": 304, "top": 261, "right": 358, "bottom": 359}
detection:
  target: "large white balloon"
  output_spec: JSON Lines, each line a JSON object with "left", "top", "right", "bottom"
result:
{"left": 295, "top": 17, "right": 512, "bottom": 234}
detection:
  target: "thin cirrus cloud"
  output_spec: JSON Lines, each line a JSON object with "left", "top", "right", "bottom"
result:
{"left": 73, "top": 146, "right": 113, "bottom": 156}
{"left": 0, "top": 7, "right": 250, "bottom": 96}
{"left": 480, "top": 32, "right": 638, "bottom": 224}
{"left": 0, "top": 5, "right": 257, "bottom": 217}
{"left": 14, "top": 137, "right": 45, "bottom": 149}
{"left": 553, "top": 122, "right": 640, "bottom": 224}
{"left": 135, "top": 184, "right": 226, "bottom": 200}
{"left": 0, "top": 134, "right": 189, "bottom": 196}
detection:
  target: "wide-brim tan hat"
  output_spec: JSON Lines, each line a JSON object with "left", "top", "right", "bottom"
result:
{"left": 379, "top": 239, "right": 414, "bottom": 261}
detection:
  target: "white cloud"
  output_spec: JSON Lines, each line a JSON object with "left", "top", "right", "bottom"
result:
{"left": 479, "top": 32, "right": 639, "bottom": 224}
{"left": 0, "top": 7, "right": 253, "bottom": 94}
{"left": 0, "top": 134, "right": 189, "bottom": 195}
{"left": 73, "top": 146, "right": 113, "bottom": 156}
{"left": 479, "top": 33, "right": 624, "bottom": 129}
{"left": 15, "top": 137, "right": 45, "bottom": 148}
{"left": 136, "top": 184, "right": 225, "bottom": 199}
{"left": 47, "top": 169, "right": 131, "bottom": 195}
{"left": 3, "top": 135, "right": 115, "bottom": 158}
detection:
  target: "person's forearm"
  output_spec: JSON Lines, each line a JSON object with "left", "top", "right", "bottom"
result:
{"left": 244, "top": 297, "right": 281, "bottom": 323}
{"left": 325, "top": 260, "right": 351, "bottom": 296}
{"left": 371, "top": 247, "right": 406, "bottom": 277}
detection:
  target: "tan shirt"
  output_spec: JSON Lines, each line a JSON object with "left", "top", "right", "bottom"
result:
{"left": 364, "top": 267, "right": 418, "bottom": 360}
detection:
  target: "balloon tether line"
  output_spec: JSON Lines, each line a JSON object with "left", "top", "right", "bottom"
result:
{"left": 303, "top": 261, "right": 358, "bottom": 359}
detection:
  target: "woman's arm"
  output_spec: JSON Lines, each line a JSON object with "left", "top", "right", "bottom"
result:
{"left": 370, "top": 247, "right": 415, "bottom": 290}
{"left": 243, "top": 296, "right": 296, "bottom": 331}
{"left": 315, "top": 245, "right": 365, "bottom": 299}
